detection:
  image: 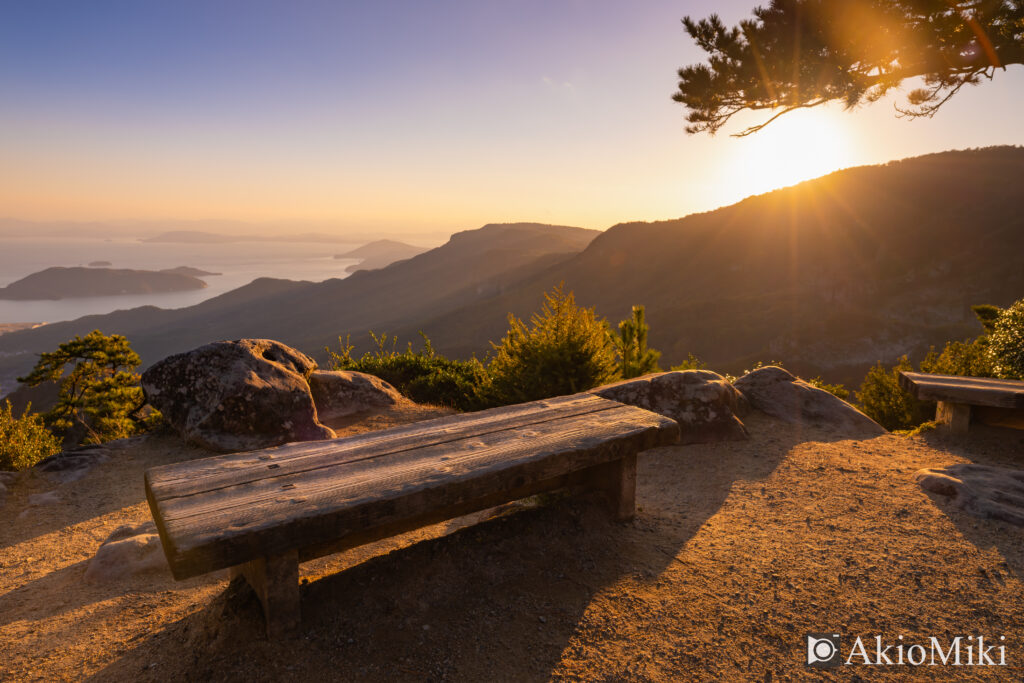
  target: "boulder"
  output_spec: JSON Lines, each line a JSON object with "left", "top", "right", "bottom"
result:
{"left": 308, "top": 370, "right": 407, "bottom": 420}
{"left": 591, "top": 370, "right": 748, "bottom": 444}
{"left": 33, "top": 444, "right": 110, "bottom": 483}
{"left": 734, "top": 366, "right": 885, "bottom": 436}
{"left": 916, "top": 464, "right": 1024, "bottom": 526}
{"left": 142, "top": 339, "right": 336, "bottom": 453}
{"left": 85, "top": 521, "right": 168, "bottom": 582}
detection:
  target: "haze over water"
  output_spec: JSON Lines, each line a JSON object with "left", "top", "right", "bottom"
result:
{"left": 0, "top": 237, "right": 363, "bottom": 324}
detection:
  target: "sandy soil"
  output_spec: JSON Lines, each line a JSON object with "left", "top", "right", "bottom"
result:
{"left": 1, "top": 408, "right": 1023, "bottom": 682}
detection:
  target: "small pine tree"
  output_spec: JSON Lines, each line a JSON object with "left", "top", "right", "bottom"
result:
{"left": 614, "top": 305, "right": 661, "bottom": 379}
{"left": 18, "top": 330, "right": 145, "bottom": 444}
{"left": 488, "top": 284, "right": 618, "bottom": 404}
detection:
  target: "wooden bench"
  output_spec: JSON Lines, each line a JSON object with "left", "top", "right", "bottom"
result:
{"left": 145, "top": 393, "right": 680, "bottom": 636}
{"left": 898, "top": 371, "right": 1024, "bottom": 433}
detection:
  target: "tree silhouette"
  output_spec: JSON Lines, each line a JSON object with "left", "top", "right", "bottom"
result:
{"left": 674, "top": 1, "right": 1023, "bottom": 136}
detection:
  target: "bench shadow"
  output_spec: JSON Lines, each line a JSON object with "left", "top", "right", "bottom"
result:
{"left": 86, "top": 414, "right": 801, "bottom": 682}
{"left": 914, "top": 423, "right": 1024, "bottom": 582}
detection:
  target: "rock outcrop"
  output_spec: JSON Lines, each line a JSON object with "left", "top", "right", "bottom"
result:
{"left": 308, "top": 370, "right": 407, "bottom": 420}
{"left": 142, "top": 339, "right": 336, "bottom": 452}
{"left": 85, "top": 521, "right": 168, "bottom": 582}
{"left": 734, "top": 366, "right": 885, "bottom": 436}
{"left": 33, "top": 444, "right": 111, "bottom": 483}
{"left": 916, "top": 464, "right": 1024, "bottom": 526}
{"left": 591, "top": 370, "right": 749, "bottom": 444}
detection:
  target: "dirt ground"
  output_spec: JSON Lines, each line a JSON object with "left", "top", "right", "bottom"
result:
{"left": 1, "top": 407, "right": 1023, "bottom": 682}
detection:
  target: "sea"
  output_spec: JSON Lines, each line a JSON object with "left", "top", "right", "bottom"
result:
{"left": 0, "top": 236, "right": 363, "bottom": 325}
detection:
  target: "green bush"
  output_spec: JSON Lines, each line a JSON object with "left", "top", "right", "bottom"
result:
{"left": 988, "top": 298, "right": 1024, "bottom": 379}
{"left": 328, "top": 332, "right": 487, "bottom": 411}
{"left": 18, "top": 330, "right": 148, "bottom": 445}
{"left": 919, "top": 338, "right": 993, "bottom": 377}
{"left": 487, "top": 284, "right": 618, "bottom": 405}
{"left": 855, "top": 356, "right": 933, "bottom": 431}
{"left": 0, "top": 400, "right": 62, "bottom": 471}
{"left": 806, "top": 376, "right": 850, "bottom": 401}
{"left": 670, "top": 353, "right": 708, "bottom": 371}
{"left": 613, "top": 305, "right": 661, "bottom": 379}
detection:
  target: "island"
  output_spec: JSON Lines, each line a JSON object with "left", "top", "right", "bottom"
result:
{"left": 334, "top": 239, "right": 427, "bottom": 273}
{"left": 88, "top": 260, "right": 113, "bottom": 267}
{"left": 0, "top": 267, "right": 207, "bottom": 300}
{"left": 160, "top": 266, "right": 222, "bottom": 277}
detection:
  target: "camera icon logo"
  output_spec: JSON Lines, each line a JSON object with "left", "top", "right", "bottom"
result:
{"left": 807, "top": 633, "right": 842, "bottom": 668}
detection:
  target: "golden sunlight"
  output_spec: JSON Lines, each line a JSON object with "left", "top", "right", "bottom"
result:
{"left": 714, "top": 109, "right": 858, "bottom": 205}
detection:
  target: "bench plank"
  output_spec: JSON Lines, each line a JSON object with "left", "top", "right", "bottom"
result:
{"left": 899, "top": 371, "right": 1024, "bottom": 409}
{"left": 147, "top": 398, "right": 678, "bottom": 580}
{"left": 147, "top": 392, "right": 614, "bottom": 500}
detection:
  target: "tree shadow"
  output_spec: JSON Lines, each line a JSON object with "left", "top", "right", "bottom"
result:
{"left": 86, "top": 413, "right": 800, "bottom": 682}
{"left": 915, "top": 423, "right": 1024, "bottom": 582}
{"left": 0, "top": 434, "right": 210, "bottom": 550}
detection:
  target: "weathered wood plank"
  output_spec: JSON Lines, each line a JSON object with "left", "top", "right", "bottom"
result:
{"left": 157, "top": 404, "right": 665, "bottom": 524}
{"left": 150, "top": 406, "right": 678, "bottom": 579}
{"left": 147, "top": 392, "right": 617, "bottom": 500}
{"left": 899, "top": 371, "right": 1024, "bottom": 409}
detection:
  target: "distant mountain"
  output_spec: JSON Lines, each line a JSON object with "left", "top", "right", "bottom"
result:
{"left": 406, "top": 147, "right": 1024, "bottom": 387}
{"left": 0, "top": 267, "right": 207, "bottom": 301}
{"left": 2, "top": 149, "right": 1021, "bottom": 392}
{"left": 335, "top": 239, "right": 429, "bottom": 272}
{"left": 0, "top": 223, "right": 597, "bottom": 384}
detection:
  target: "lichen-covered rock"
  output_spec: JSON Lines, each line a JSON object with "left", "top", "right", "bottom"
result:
{"left": 734, "top": 366, "right": 884, "bottom": 436}
{"left": 33, "top": 444, "right": 110, "bottom": 483}
{"left": 142, "top": 339, "right": 336, "bottom": 453}
{"left": 916, "top": 464, "right": 1024, "bottom": 526}
{"left": 85, "top": 521, "right": 168, "bottom": 582}
{"left": 591, "top": 370, "right": 748, "bottom": 444}
{"left": 308, "top": 370, "right": 407, "bottom": 420}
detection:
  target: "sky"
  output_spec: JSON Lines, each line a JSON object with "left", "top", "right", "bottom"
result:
{"left": 1, "top": 0, "right": 1022, "bottom": 236}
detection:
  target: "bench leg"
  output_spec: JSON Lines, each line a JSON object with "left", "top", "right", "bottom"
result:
{"left": 230, "top": 549, "right": 300, "bottom": 638}
{"left": 936, "top": 401, "right": 971, "bottom": 434}
{"left": 590, "top": 454, "right": 637, "bottom": 521}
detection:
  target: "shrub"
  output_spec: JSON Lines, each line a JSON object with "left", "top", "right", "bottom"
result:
{"left": 919, "top": 338, "right": 993, "bottom": 377}
{"left": 855, "top": 356, "right": 933, "bottom": 431}
{"left": 670, "top": 353, "right": 708, "bottom": 371}
{"left": 0, "top": 400, "right": 62, "bottom": 471}
{"left": 328, "top": 332, "right": 487, "bottom": 410}
{"left": 988, "top": 298, "right": 1024, "bottom": 379}
{"left": 487, "top": 284, "right": 618, "bottom": 405}
{"left": 806, "top": 376, "right": 850, "bottom": 401}
{"left": 18, "top": 330, "right": 148, "bottom": 445}
{"left": 613, "top": 305, "right": 661, "bottom": 379}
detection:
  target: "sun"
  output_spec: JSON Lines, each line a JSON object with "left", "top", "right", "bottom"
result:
{"left": 715, "top": 109, "right": 858, "bottom": 204}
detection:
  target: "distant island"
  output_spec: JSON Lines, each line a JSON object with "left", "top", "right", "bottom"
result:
{"left": 0, "top": 266, "right": 208, "bottom": 300}
{"left": 160, "top": 266, "right": 221, "bottom": 277}
{"left": 88, "top": 260, "right": 112, "bottom": 267}
{"left": 334, "top": 239, "right": 428, "bottom": 272}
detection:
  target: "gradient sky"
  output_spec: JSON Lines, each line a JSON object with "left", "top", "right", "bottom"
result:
{"left": 2, "top": 0, "right": 1022, "bottom": 235}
